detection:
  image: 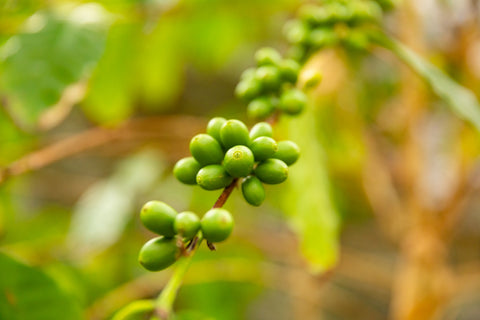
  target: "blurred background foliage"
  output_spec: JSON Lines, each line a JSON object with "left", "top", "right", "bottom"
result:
{"left": 1, "top": 0, "right": 480, "bottom": 319}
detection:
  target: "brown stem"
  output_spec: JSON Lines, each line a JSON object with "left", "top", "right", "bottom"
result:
{"left": 212, "top": 178, "right": 238, "bottom": 208}
{"left": 0, "top": 115, "right": 204, "bottom": 185}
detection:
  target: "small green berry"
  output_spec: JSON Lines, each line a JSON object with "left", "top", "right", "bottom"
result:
{"left": 250, "top": 137, "right": 278, "bottom": 161}
{"left": 299, "top": 5, "right": 329, "bottom": 26}
{"left": 249, "top": 122, "right": 273, "bottom": 140}
{"left": 220, "top": 119, "right": 250, "bottom": 149}
{"left": 201, "top": 208, "right": 234, "bottom": 243}
{"left": 255, "top": 66, "right": 281, "bottom": 92}
{"left": 138, "top": 237, "right": 179, "bottom": 271}
{"left": 241, "top": 176, "right": 265, "bottom": 206}
{"left": 273, "top": 141, "right": 300, "bottom": 166}
{"left": 279, "top": 59, "right": 301, "bottom": 83}
{"left": 206, "top": 117, "right": 227, "bottom": 144}
{"left": 240, "top": 67, "right": 256, "bottom": 80}
{"left": 247, "top": 97, "right": 276, "bottom": 120}
{"left": 308, "top": 28, "right": 337, "bottom": 48}
{"left": 235, "top": 77, "right": 262, "bottom": 101}
{"left": 287, "top": 45, "right": 308, "bottom": 63}
{"left": 284, "top": 20, "right": 310, "bottom": 45}
{"left": 223, "top": 146, "right": 254, "bottom": 178}
{"left": 140, "top": 201, "right": 177, "bottom": 237}
{"left": 196, "top": 165, "right": 233, "bottom": 190}
{"left": 278, "top": 88, "right": 307, "bottom": 115}
{"left": 189, "top": 134, "right": 224, "bottom": 166}
{"left": 254, "top": 159, "right": 288, "bottom": 184}
{"left": 173, "top": 157, "right": 201, "bottom": 185}
{"left": 174, "top": 211, "right": 200, "bottom": 240}
{"left": 255, "top": 47, "right": 282, "bottom": 66}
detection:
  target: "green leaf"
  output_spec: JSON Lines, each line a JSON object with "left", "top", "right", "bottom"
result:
{"left": 374, "top": 34, "right": 480, "bottom": 131}
{"left": 280, "top": 107, "right": 340, "bottom": 274}
{"left": 82, "top": 22, "right": 141, "bottom": 125}
{"left": 0, "top": 6, "right": 108, "bottom": 130}
{"left": 0, "top": 252, "right": 81, "bottom": 320}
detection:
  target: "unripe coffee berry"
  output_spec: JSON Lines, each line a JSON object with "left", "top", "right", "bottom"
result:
{"left": 196, "top": 165, "right": 233, "bottom": 190}
{"left": 235, "top": 77, "right": 262, "bottom": 101}
{"left": 174, "top": 211, "right": 200, "bottom": 240}
{"left": 247, "top": 97, "right": 275, "bottom": 120}
{"left": 223, "top": 146, "right": 255, "bottom": 178}
{"left": 138, "top": 237, "right": 179, "bottom": 271}
{"left": 241, "top": 67, "right": 256, "bottom": 81}
{"left": 140, "top": 201, "right": 177, "bottom": 237}
{"left": 241, "top": 176, "right": 265, "bottom": 206}
{"left": 206, "top": 117, "right": 227, "bottom": 144}
{"left": 278, "top": 88, "right": 307, "bottom": 115}
{"left": 201, "top": 208, "right": 234, "bottom": 243}
{"left": 250, "top": 137, "right": 278, "bottom": 161}
{"left": 273, "top": 140, "right": 300, "bottom": 166}
{"left": 255, "top": 66, "right": 281, "bottom": 92}
{"left": 279, "top": 59, "right": 301, "bottom": 83}
{"left": 254, "top": 159, "right": 289, "bottom": 184}
{"left": 220, "top": 119, "right": 250, "bottom": 149}
{"left": 249, "top": 122, "right": 273, "bottom": 140}
{"left": 255, "top": 47, "right": 282, "bottom": 66}
{"left": 173, "top": 157, "right": 201, "bottom": 185}
{"left": 190, "top": 134, "right": 224, "bottom": 166}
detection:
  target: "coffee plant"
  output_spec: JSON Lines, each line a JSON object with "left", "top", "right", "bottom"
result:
{"left": 2, "top": 0, "right": 480, "bottom": 319}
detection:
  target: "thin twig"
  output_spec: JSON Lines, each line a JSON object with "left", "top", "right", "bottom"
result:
{"left": 212, "top": 178, "right": 238, "bottom": 208}
{"left": 0, "top": 116, "right": 205, "bottom": 185}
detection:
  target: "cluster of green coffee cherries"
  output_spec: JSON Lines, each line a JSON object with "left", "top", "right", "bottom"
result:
{"left": 173, "top": 118, "right": 299, "bottom": 206}
{"left": 138, "top": 201, "right": 234, "bottom": 271}
{"left": 285, "top": 0, "right": 384, "bottom": 59}
{"left": 235, "top": 46, "right": 307, "bottom": 120}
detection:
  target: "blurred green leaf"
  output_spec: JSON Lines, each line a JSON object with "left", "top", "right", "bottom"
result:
{"left": 281, "top": 107, "right": 340, "bottom": 274}
{"left": 67, "top": 150, "right": 166, "bottom": 257}
{"left": 82, "top": 22, "right": 141, "bottom": 125}
{"left": 375, "top": 34, "right": 480, "bottom": 131}
{"left": 0, "top": 6, "right": 108, "bottom": 130}
{"left": 136, "top": 17, "right": 185, "bottom": 109}
{"left": 0, "top": 252, "right": 81, "bottom": 320}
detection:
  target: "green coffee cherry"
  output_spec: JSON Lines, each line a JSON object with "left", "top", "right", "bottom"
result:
{"left": 190, "top": 134, "right": 224, "bottom": 166}
{"left": 173, "top": 157, "right": 201, "bottom": 185}
{"left": 287, "top": 45, "right": 308, "bottom": 63}
{"left": 240, "top": 67, "right": 256, "bottom": 80}
{"left": 223, "top": 146, "right": 254, "bottom": 178}
{"left": 273, "top": 141, "right": 300, "bottom": 166}
{"left": 255, "top": 47, "right": 282, "bottom": 66}
{"left": 279, "top": 59, "right": 301, "bottom": 83}
{"left": 220, "top": 119, "right": 250, "bottom": 149}
{"left": 138, "top": 237, "right": 179, "bottom": 271}
{"left": 241, "top": 176, "right": 265, "bottom": 206}
{"left": 201, "top": 208, "right": 234, "bottom": 243}
{"left": 249, "top": 122, "right": 273, "bottom": 140}
{"left": 299, "top": 5, "right": 329, "bottom": 26}
{"left": 206, "top": 117, "right": 227, "bottom": 144}
{"left": 174, "top": 211, "right": 201, "bottom": 240}
{"left": 278, "top": 88, "right": 307, "bottom": 115}
{"left": 328, "top": 3, "right": 353, "bottom": 23}
{"left": 254, "top": 159, "right": 288, "bottom": 184}
{"left": 250, "top": 137, "right": 278, "bottom": 161}
{"left": 284, "top": 20, "right": 310, "bottom": 45}
{"left": 235, "top": 77, "right": 262, "bottom": 101}
{"left": 140, "top": 201, "right": 177, "bottom": 237}
{"left": 196, "top": 165, "right": 233, "bottom": 190}
{"left": 309, "top": 28, "right": 337, "bottom": 48}
{"left": 255, "top": 66, "right": 281, "bottom": 92}
{"left": 247, "top": 97, "right": 276, "bottom": 120}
